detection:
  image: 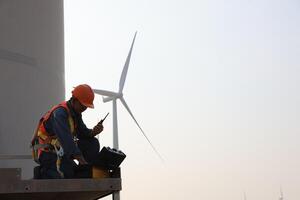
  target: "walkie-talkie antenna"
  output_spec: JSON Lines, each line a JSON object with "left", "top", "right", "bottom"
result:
{"left": 100, "top": 112, "right": 109, "bottom": 123}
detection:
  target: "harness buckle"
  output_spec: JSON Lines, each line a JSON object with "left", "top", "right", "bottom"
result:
{"left": 56, "top": 147, "right": 64, "bottom": 157}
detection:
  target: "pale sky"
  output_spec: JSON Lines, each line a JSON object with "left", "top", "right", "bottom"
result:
{"left": 64, "top": 0, "right": 300, "bottom": 199}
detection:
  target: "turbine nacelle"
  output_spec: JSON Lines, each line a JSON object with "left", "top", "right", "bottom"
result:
{"left": 102, "top": 93, "right": 123, "bottom": 103}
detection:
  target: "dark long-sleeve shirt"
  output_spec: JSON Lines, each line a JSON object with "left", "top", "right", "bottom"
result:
{"left": 44, "top": 101, "right": 93, "bottom": 158}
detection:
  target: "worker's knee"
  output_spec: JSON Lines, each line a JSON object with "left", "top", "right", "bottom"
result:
{"left": 90, "top": 137, "right": 100, "bottom": 152}
{"left": 78, "top": 137, "right": 100, "bottom": 163}
{"left": 78, "top": 137, "right": 100, "bottom": 153}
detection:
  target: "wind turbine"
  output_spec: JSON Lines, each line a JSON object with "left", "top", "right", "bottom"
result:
{"left": 93, "top": 32, "right": 164, "bottom": 162}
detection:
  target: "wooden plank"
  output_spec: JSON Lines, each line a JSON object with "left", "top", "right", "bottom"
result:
{"left": 0, "top": 191, "right": 112, "bottom": 200}
{"left": 0, "top": 178, "right": 121, "bottom": 193}
{"left": 0, "top": 168, "right": 122, "bottom": 200}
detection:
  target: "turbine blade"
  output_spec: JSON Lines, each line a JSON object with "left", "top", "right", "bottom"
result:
{"left": 120, "top": 97, "right": 164, "bottom": 162}
{"left": 93, "top": 89, "right": 118, "bottom": 97}
{"left": 119, "top": 32, "right": 137, "bottom": 93}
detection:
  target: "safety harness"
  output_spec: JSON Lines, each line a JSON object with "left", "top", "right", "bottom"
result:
{"left": 31, "top": 101, "right": 76, "bottom": 178}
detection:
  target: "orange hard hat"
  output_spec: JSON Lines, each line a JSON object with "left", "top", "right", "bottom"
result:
{"left": 72, "top": 84, "right": 95, "bottom": 108}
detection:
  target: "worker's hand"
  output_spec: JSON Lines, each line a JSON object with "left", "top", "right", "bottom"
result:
{"left": 91, "top": 122, "right": 104, "bottom": 136}
{"left": 74, "top": 155, "right": 88, "bottom": 165}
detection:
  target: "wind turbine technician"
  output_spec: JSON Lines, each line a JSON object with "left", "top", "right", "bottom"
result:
{"left": 31, "top": 84, "right": 104, "bottom": 179}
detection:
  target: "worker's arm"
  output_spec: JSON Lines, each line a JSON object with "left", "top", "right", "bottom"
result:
{"left": 76, "top": 115, "right": 103, "bottom": 138}
{"left": 48, "top": 108, "right": 85, "bottom": 163}
{"left": 91, "top": 122, "right": 104, "bottom": 137}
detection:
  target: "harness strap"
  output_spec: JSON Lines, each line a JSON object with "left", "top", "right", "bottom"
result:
{"left": 53, "top": 145, "right": 64, "bottom": 178}
{"left": 33, "top": 139, "right": 65, "bottom": 178}
{"left": 32, "top": 144, "right": 52, "bottom": 151}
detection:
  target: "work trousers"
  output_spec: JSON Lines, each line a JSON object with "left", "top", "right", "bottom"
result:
{"left": 39, "top": 137, "right": 100, "bottom": 179}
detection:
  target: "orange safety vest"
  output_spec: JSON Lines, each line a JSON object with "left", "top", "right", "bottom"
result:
{"left": 31, "top": 101, "right": 76, "bottom": 161}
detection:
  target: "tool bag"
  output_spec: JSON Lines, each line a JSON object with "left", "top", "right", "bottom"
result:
{"left": 94, "top": 147, "right": 126, "bottom": 169}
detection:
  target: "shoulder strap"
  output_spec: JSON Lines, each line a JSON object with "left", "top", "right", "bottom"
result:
{"left": 30, "top": 118, "right": 43, "bottom": 146}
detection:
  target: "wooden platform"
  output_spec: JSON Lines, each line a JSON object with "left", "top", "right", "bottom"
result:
{"left": 0, "top": 168, "right": 121, "bottom": 200}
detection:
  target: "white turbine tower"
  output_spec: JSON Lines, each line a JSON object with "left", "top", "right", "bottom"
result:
{"left": 243, "top": 192, "right": 247, "bottom": 200}
{"left": 279, "top": 186, "right": 284, "bottom": 200}
{"left": 93, "top": 32, "right": 164, "bottom": 162}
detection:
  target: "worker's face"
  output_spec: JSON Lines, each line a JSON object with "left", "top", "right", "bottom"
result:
{"left": 73, "top": 99, "right": 87, "bottom": 113}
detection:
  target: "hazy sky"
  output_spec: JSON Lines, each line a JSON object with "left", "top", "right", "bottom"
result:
{"left": 64, "top": 0, "right": 300, "bottom": 199}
